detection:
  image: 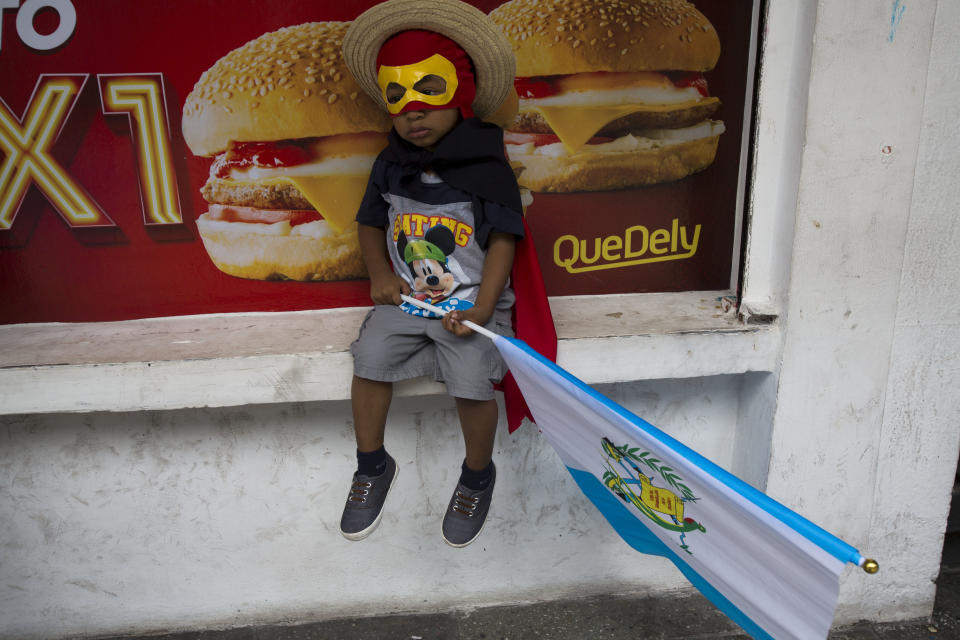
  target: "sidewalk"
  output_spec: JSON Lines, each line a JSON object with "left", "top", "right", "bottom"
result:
{"left": 94, "top": 565, "right": 959, "bottom": 640}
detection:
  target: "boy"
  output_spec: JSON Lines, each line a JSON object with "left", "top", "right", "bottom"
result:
{"left": 341, "top": 0, "right": 525, "bottom": 547}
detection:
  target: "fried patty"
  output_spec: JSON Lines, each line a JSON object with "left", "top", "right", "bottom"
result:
{"left": 513, "top": 98, "right": 720, "bottom": 137}
{"left": 201, "top": 178, "right": 313, "bottom": 210}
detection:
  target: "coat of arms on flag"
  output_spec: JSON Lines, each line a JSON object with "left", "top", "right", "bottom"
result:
{"left": 601, "top": 437, "right": 706, "bottom": 553}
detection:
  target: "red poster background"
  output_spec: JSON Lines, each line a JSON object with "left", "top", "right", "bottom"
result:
{"left": 0, "top": 0, "right": 755, "bottom": 324}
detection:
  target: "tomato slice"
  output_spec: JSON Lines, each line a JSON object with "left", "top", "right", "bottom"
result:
{"left": 666, "top": 72, "right": 710, "bottom": 97}
{"left": 514, "top": 76, "right": 559, "bottom": 99}
{"left": 212, "top": 133, "right": 388, "bottom": 179}
{"left": 516, "top": 71, "right": 710, "bottom": 100}
{"left": 504, "top": 131, "right": 559, "bottom": 146}
{"left": 213, "top": 139, "right": 315, "bottom": 179}
{"left": 230, "top": 140, "right": 313, "bottom": 167}
{"left": 206, "top": 204, "right": 322, "bottom": 226}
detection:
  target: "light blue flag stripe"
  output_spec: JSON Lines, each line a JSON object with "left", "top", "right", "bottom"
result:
{"left": 499, "top": 335, "right": 862, "bottom": 566}
{"left": 567, "top": 467, "right": 774, "bottom": 640}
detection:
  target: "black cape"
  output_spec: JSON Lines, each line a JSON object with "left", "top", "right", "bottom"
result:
{"left": 379, "top": 117, "right": 524, "bottom": 219}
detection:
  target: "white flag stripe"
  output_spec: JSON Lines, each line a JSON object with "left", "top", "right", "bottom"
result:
{"left": 495, "top": 335, "right": 852, "bottom": 639}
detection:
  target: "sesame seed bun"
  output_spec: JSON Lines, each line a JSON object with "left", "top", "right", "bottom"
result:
{"left": 195, "top": 215, "right": 366, "bottom": 281}
{"left": 490, "top": 0, "right": 723, "bottom": 192}
{"left": 182, "top": 22, "right": 391, "bottom": 157}
{"left": 489, "top": 0, "right": 720, "bottom": 76}
{"left": 182, "top": 22, "right": 389, "bottom": 282}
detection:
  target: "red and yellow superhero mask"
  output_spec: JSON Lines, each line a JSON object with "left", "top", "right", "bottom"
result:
{"left": 376, "top": 30, "right": 476, "bottom": 119}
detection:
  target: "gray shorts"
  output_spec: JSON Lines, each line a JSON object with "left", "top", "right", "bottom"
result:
{"left": 350, "top": 305, "right": 513, "bottom": 401}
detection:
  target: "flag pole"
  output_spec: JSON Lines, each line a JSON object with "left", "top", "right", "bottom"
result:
{"left": 400, "top": 295, "right": 499, "bottom": 340}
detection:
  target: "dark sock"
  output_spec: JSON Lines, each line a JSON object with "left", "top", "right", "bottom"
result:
{"left": 357, "top": 446, "right": 387, "bottom": 477}
{"left": 459, "top": 460, "right": 493, "bottom": 491}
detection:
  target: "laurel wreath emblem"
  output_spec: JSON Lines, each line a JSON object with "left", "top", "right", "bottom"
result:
{"left": 606, "top": 442, "right": 697, "bottom": 502}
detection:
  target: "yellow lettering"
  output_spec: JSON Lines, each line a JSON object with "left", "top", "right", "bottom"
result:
{"left": 649, "top": 228, "right": 670, "bottom": 255}
{"left": 601, "top": 235, "right": 622, "bottom": 261}
{"left": 99, "top": 74, "right": 182, "bottom": 225}
{"left": 394, "top": 214, "right": 473, "bottom": 245}
{"left": 411, "top": 214, "right": 428, "bottom": 236}
{"left": 680, "top": 224, "right": 701, "bottom": 254}
{"left": 579, "top": 237, "right": 602, "bottom": 265}
{"left": 454, "top": 221, "right": 472, "bottom": 246}
{"left": 625, "top": 225, "right": 648, "bottom": 258}
{"left": 0, "top": 74, "right": 113, "bottom": 229}
{"left": 554, "top": 234, "right": 579, "bottom": 269}
{"left": 552, "top": 221, "right": 703, "bottom": 274}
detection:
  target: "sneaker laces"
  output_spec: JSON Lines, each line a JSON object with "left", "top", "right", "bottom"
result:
{"left": 348, "top": 479, "right": 372, "bottom": 503}
{"left": 452, "top": 489, "right": 479, "bottom": 516}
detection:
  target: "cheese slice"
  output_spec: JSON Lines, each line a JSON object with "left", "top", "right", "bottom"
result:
{"left": 220, "top": 175, "right": 368, "bottom": 234}
{"left": 532, "top": 98, "right": 715, "bottom": 155}
{"left": 283, "top": 175, "right": 368, "bottom": 234}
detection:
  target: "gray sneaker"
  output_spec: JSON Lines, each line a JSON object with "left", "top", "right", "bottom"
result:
{"left": 340, "top": 454, "right": 397, "bottom": 541}
{"left": 441, "top": 463, "right": 495, "bottom": 548}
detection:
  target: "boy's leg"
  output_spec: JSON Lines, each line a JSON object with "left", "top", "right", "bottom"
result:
{"left": 341, "top": 375, "right": 398, "bottom": 541}
{"left": 350, "top": 306, "right": 436, "bottom": 455}
{"left": 351, "top": 375, "right": 393, "bottom": 453}
{"left": 456, "top": 396, "right": 498, "bottom": 470}
{"left": 442, "top": 396, "right": 498, "bottom": 548}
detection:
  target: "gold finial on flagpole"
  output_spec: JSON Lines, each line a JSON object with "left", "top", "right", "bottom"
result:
{"left": 862, "top": 559, "right": 879, "bottom": 574}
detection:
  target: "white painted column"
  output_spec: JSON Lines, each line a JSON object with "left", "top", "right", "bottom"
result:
{"left": 740, "top": 0, "right": 818, "bottom": 316}
{"left": 767, "top": 0, "right": 958, "bottom": 622}
{"left": 862, "top": 0, "right": 960, "bottom": 621}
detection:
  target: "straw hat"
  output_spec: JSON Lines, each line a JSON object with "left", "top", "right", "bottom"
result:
{"left": 342, "top": 0, "right": 516, "bottom": 120}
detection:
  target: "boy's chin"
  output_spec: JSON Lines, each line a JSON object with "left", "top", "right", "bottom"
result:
{"left": 394, "top": 109, "right": 462, "bottom": 149}
{"left": 405, "top": 136, "right": 438, "bottom": 148}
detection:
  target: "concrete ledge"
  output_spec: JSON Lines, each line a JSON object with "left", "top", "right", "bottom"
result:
{"left": 0, "top": 292, "right": 779, "bottom": 415}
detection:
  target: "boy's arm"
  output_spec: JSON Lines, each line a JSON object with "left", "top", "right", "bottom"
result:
{"left": 358, "top": 223, "right": 410, "bottom": 305}
{"left": 442, "top": 231, "right": 516, "bottom": 337}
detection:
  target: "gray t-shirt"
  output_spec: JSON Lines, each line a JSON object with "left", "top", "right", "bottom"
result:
{"left": 357, "top": 159, "right": 524, "bottom": 319}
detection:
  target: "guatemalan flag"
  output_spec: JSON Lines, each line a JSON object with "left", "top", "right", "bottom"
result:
{"left": 401, "top": 296, "right": 874, "bottom": 640}
{"left": 495, "top": 336, "right": 872, "bottom": 640}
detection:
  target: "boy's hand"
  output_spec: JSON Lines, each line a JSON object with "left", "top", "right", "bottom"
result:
{"left": 357, "top": 224, "right": 409, "bottom": 305}
{"left": 441, "top": 232, "right": 515, "bottom": 337}
{"left": 442, "top": 306, "right": 492, "bottom": 337}
{"left": 369, "top": 273, "right": 410, "bottom": 306}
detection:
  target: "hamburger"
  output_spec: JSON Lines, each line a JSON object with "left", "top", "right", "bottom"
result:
{"left": 182, "top": 22, "right": 391, "bottom": 281}
{"left": 489, "top": 0, "right": 724, "bottom": 192}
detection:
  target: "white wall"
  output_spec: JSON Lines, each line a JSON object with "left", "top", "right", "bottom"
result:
{"left": 767, "top": 0, "right": 960, "bottom": 625}
{"left": 861, "top": 0, "right": 960, "bottom": 620}
{"left": 1, "top": 378, "right": 743, "bottom": 638}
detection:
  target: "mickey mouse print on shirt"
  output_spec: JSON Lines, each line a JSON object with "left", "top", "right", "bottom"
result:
{"left": 394, "top": 216, "right": 477, "bottom": 318}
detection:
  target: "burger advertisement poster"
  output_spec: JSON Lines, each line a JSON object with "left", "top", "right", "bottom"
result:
{"left": 0, "top": 0, "right": 758, "bottom": 324}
